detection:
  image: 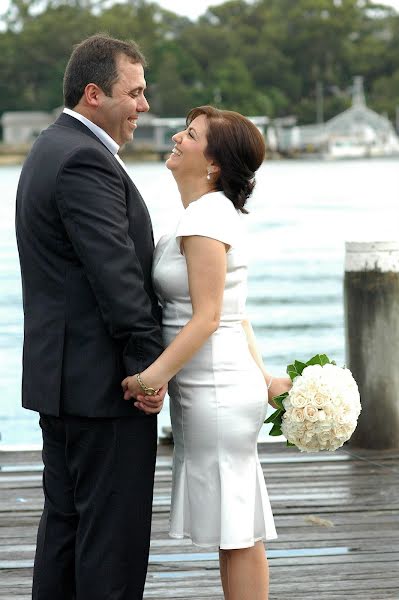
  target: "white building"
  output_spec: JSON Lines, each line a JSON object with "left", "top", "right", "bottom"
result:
{"left": 282, "top": 77, "right": 399, "bottom": 158}
{"left": 1, "top": 111, "right": 54, "bottom": 144}
{"left": 1, "top": 109, "right": 270, "bottom": 156}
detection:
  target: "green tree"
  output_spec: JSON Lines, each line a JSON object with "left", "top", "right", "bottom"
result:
{"left": 0, "top": 5, "right": 97, "bottom": 112}
{"left": 150, "top": 50, "right": 195, "bottom": 116}
{"left": 1, "top": 0, "right": 399, "bottom": 126}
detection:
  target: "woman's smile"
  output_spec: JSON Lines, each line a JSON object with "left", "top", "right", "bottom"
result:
{"left": 171, "top": 145, "right": 182, "bottom": 156}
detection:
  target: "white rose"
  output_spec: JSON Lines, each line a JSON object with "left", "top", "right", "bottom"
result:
{"left": 331, "top": 393, "right": 345, "bottom": 408}
{"left": 289, "top": 393, "right": 308, "bottom": 409}
{"left": 302, "top": 430, "right": 316, "bottom": 443}
{"left": 333, "top": 423, "right": 353, "bottom": 440}
{"left": 311, "top": 389, "right": 331, "bottom": 409}
{"left": 323, "top": 406, "right": 336, "bottom": 420}
{"left": 298, "top": 439, "right": 320, "bottom": 452}
{"left": 295, "top": 379, "right": 319, "bottom": 395}
{"left": 282, "top": 420, "right": 305, "bottom": 442}
{"left": 318, "top": 410, "right": 326, "bottom": 421}
{"left": 301, "top": 364, "right": 324, "bottom": 379}
{"left": 316, "top": 431, "right": 332, "bottom": 445}
{"left": 291, "top": 408, "right": 306, "bottom": 423}
{"left": 303, "top": 405, "right": 319, "bottom": 422}
{"left": 336, "top": 409, "right": 353, "bottom": 425}
{"left": 329, "top": 439, "right": 345, "bottom": 451}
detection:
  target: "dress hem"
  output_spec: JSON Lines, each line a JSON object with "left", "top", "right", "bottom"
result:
{"left": 168, "top": 531, "right": 278, "bottom": 549}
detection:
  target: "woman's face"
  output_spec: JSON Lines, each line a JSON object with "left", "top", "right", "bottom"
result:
{"left": 166, "top": 114, "right": 211, "bottom": 180}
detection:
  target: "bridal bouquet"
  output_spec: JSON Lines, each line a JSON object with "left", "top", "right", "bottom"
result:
{"left": 265, "top": 354, "right": 361, "bottom": 452}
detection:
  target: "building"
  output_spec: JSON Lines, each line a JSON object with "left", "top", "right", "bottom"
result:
{"left": 1, "top": 111, "right": 53, "bottom": 145}
{"left": 1, "top": 109, "right": 270, "bottom": 157}
{"left": 147, "top": 115, "right": 270, "bottom": 157}
{"left": 280, "top": 77, "right": 399, "bottom": 158}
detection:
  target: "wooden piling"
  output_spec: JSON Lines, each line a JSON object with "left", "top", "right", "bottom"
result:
{"left": 344, "top": 241, "right": 399, "bottom": 449}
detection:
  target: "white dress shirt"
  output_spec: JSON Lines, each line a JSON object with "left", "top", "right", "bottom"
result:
{"left": 63, "top": 107, "right": 127, "bottom": 170}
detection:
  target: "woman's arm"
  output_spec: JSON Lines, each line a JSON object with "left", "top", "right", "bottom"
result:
{"left": 241, "top": 318, "right": 292, "bottom": 407}
{"left": 122, "top": 235, "right": 228, "bottom": 408}
{"left": 242, "top": 318, "right": 271, "bottom": 382}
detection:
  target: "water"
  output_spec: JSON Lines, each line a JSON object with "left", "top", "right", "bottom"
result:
{"left": 1, "top": 157, "right": 399, "bottom": 447}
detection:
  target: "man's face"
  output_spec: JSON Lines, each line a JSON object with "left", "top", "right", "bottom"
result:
{"left": 97, "top": 54, "right": 149, "bottom": 147}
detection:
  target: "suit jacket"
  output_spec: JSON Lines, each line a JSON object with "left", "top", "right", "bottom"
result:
{"left": 15, "top": 113, "right": 164, "bottom": 417}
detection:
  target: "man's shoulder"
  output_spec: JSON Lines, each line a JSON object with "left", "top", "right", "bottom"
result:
{"left": 45, "top": 115, "right": 105, "bottom": 150}
{"left": 32, "top": 118, "right": 113, "bottom": 168}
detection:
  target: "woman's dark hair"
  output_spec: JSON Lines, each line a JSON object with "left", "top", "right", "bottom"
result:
{"left": 63, "top": 33, "right": 146, "bottom": 109}
{"left": 186, "top": 105, "right": 266, "bottom": 213}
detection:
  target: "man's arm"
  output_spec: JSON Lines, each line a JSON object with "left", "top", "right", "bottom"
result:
{"left": 55, "top": 146, "right": 163, "bottom": 375}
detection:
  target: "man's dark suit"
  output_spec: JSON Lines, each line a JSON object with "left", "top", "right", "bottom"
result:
{"left": 15, "top": 112, "right": 164, "bottom": 599}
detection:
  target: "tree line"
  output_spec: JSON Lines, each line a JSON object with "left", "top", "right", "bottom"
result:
{"left": 1, "top": 0, "right": 398, "bottom": 125}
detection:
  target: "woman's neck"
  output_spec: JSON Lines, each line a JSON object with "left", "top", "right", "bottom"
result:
{"left": 175, "top": 178, "right": 216, "bottom": 208}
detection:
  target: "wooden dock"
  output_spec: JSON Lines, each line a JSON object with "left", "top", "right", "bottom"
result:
{"left": 1, "top": 442, "right": 398, "bottom": 599}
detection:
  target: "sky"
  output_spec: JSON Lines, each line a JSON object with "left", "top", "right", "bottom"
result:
{"left": 1, "top": 0, "right": 399, "bottom": 21}
{"left": 159, "top": 0, "right": 399, "bottom": 18}
{"left": 152, "top": 0, "right": 230, "bottom": 19}
{"left": 0, "top": 0, "right": 229, "bottom": 20}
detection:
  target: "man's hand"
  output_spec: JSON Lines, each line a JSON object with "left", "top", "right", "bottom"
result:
{"left": 122, "top": 376, "right": 167, "bottom": 415}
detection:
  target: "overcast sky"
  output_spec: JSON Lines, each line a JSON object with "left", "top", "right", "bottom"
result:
{"left": 153, "top": 0, "right": 231, "bottom": 19}
{"left": 160, "top": 0, "right": 399, "bottom": 18}
{"left": 0, "top": 0, "right": 229, "bottom": 19}
{"left": 1, "top": 0, "right": 399, "bottom": 20}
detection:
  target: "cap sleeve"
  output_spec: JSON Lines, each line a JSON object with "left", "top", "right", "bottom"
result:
{"left": 175, "top": 195, "right": 240, "bottom": 250}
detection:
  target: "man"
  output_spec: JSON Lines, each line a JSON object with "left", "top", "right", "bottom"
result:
{"left": 15, "top": 34, "right": 165, "bottom": 599}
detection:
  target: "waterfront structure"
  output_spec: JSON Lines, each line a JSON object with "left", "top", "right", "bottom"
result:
{"left": 1, "top": 111, "right": 53, "bottom": 145}
{"left": 281, "top": 77, "right": 399, "bottom": 158}
{"left": 1, "top": 110, "right": 269, "bottom": 157}
{"left": 2, "top": 78, "right": 397, "bottom": 159}
{"left": 147, "top": 115, "right": 270, "bottom": 157}
{"left": 0, "top": 108, "right": 157, "bottom": 149}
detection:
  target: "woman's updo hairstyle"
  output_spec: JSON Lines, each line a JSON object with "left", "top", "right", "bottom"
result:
{"left": 186, "top": 105, "right": 266, "bottom": 213}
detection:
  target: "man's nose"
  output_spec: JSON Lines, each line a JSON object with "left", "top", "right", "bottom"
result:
{"left": 138, "top": 96, "right": 150, "bottom": 112}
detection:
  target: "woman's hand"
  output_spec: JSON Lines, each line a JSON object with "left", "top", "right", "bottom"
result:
{"left": 121, "top": 375, "right": 167, "bottom": 415}
{"left": 267, "top": 376, "right": 292, "bottom": 408}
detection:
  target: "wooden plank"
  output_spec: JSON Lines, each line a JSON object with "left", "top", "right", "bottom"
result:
{"left": 0, "top": 443, "right": 398, "bottom": 599}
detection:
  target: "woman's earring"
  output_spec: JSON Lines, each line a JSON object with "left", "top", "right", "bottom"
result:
{"left": 207, "top": 169, "right": 211, "bottom": 181}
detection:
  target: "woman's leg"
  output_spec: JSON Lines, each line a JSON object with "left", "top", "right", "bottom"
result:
{"left": 219, "top": 547, "right": 230, "bottom": 599}
{"left": 219, "top": 541, "right": 269, "bottom": 600}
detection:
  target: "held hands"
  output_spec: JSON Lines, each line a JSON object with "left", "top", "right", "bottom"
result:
{"left": 267, "top": 376, "right": 292, "bottom": 408}
{"left": 121, "top": 375, "right": 167, "bottom": 415}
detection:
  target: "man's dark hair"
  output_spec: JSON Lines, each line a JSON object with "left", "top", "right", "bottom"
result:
{"left": 63, "top": 33, "right": 146, "bottom": 109}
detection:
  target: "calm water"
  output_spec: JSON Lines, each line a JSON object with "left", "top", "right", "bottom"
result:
{"left": 1, "top": 157, "right": 398, "bottom": 447}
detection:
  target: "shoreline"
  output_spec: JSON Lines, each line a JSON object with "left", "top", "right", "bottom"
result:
{"left": 0, "top": 144, "right": 292, "bottom": 164}
{"left": 0, "top": 151, "right": 164, "bottom": 166}
{"left": 0, "top": 154, "right": 25, "bottom": 166}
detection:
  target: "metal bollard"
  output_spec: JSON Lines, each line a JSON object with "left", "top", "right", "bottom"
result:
{"left": 344, "top": 241, "right": 399, "bottom": 449}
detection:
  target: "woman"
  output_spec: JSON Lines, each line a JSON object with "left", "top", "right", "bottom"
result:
{"left": 122, "top": 105, "right": 292, "bottom": 599}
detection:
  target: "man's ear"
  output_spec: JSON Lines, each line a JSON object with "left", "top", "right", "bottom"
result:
{"left": 83, "top": 83, "right": 102, "bottom": 108}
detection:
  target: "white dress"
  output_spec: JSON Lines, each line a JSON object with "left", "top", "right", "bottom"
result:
{"left": 153, "top": 191, "right": 277, "bottom": 549}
